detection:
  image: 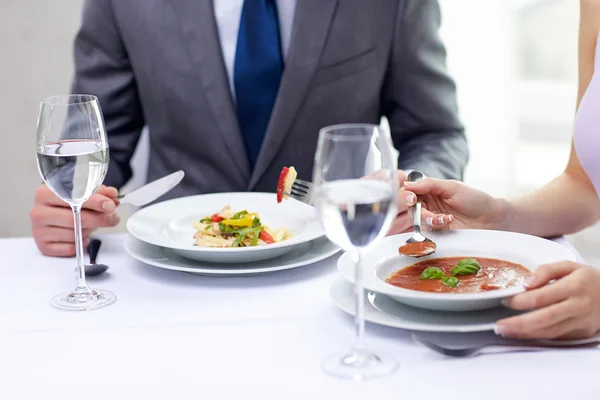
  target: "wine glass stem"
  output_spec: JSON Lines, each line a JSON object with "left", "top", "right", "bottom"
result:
{"left": 353, "top": 251, "right": 365, "bottom": 352}
{"left": 71, "top": 204, "right": 89, "bottom": 291}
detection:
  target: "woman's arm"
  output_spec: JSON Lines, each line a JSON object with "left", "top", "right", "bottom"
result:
{"left": 400, "top": 0, "right": 600, "bottom": 236}
{"left": 499, "top": 0, "right": 600, "bottom": 237}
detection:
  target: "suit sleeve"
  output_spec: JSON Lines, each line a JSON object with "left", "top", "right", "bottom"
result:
{"left": 382, "top": 0, "right": 468, "bottom": 180}
{"left": 70, "top": 0, "right": 145, "bottom": 189}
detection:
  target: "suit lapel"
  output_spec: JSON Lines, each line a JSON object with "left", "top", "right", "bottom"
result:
{"left": 169, "top": 0, "right": 250, "bottom": 183}
{"left": 248, "top": 0, "right": 339, "bottom": 189}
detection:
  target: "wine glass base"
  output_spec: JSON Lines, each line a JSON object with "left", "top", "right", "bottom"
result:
{"left": 322, "top": 349, "right": 398, "bottom": 381}
{"left": 50, "top": 289, "right": 116, "bottom": 311}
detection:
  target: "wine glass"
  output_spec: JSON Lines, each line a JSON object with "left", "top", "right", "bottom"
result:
{"left": 313, "top": 124, "right": 399, "bottom": 380}
{"left": 36, "top": 94, "right": 116, "bottom": 311}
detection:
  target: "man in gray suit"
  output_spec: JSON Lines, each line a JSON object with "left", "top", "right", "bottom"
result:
{"left": 31, "top": 0, "right": 468, "bottom": 257}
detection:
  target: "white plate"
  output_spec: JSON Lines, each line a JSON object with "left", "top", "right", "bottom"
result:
{"left": 338, "top": 230, "right": 577, "bottom": 312}
{"left": 330, "top": 277, "right": 525, "bottom": 332}
{"left": 124, "top": 235, "right": 340, "bottom": 276}
{"left": 126, "top": 192, "right": 325, "bottom": 263}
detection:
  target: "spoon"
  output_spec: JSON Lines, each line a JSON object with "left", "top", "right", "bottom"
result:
{"left": 412, "top": 333, "right": 600, "bottom": 358}
{"left": 398, "top": 170, "right": 437, "bottom": 257}
{"left": 75, "top": 239, "right": 109, "bottom": 277}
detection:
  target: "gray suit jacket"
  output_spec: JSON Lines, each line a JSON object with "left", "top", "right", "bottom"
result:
{"left": 71, "top": 0, "right": 468, "bottom": 199}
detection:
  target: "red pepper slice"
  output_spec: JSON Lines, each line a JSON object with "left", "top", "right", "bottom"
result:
{"left": 211, "top": 213, "right": 224, "bottom": 223}
{"left": 276, "top": 167, "right": 289, "bottom": 203}
{"left": 259, "top": 230, "right": 275, "bottom": 244}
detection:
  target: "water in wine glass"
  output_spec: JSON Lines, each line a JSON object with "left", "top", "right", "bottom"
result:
{"left": 318, "top": 179, "right": 394, "bottom": 250}
{"left": 37, "top": 139, "right": 108, "bottom": 204}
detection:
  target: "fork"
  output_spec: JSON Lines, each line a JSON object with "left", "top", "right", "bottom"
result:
{"left": 284, "top": 179, "right": 313, "bottom": 204}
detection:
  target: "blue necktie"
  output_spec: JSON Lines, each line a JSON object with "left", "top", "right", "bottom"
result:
{"left": 234, "top": 0, "right": 284, "bottom": 168}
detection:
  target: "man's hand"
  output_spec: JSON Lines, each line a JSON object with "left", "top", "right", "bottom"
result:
{"left": 31, "top": 184, "right": 120, "bottom": 257}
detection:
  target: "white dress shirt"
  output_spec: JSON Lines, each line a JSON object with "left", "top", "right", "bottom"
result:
{"left": 213, "top": 0, "right": 297, "bottom": 98}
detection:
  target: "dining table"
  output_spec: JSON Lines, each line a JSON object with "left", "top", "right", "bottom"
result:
{"left": 0, "top": 233, "right": 597, "bottom": 399}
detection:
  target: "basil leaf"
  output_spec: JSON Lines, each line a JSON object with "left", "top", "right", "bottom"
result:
{"left": 204, "top": 225, "right": 211, "bottom": 231}
{"left": 232, "top": 210, "right": 248, "bottom": 220}
{"left": 451, "top": 258, "right": 481, "bottom": 276}
{"left": 441, "top": 276, "right": 459, "bottom": 288}
{"left": 420, "top": 267, "right": 446, "bottom": 280}
{"left": 200, "top": 217, "right": 212, "bottom": 224}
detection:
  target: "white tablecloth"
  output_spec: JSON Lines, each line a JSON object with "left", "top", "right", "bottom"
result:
{"left": 0, "top": 235, "right": 597, "bottom": 399}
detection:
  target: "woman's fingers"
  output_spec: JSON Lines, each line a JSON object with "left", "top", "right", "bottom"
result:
{"left": 421, "top": 209, "right": 453, "bottom": 229}
{"left": 497, "top": 318, "right": 578, "bottom": 340}
{"left": 395, "top": 187, "right": 452, "bottom": 230}
{"left": 398, "top": 187, "right": 417, "bottom": 207}
{"left": 503, "top": 278, "right": 571, "bottom": 311}
{"left": 495, "top": 299, "right": 577, "bottom": 339}
{"left": 525, "top": 261, "right": 582, "bottom": 289}
{"left": 403, "top": 178, "right": 460, "bottom": 198}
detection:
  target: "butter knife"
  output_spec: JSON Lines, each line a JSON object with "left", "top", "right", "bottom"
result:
{"left": 117, "top": 170, "right": 185, "bottom": 207}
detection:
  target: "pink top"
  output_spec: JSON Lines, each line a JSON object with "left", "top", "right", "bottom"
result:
{"left": 574, "top": 34, "right": 600, "bottom": 197}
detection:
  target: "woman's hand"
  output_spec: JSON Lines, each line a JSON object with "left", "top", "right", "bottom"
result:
{"left": 394, "top": 178, "right": 508, "bottom": 231}
{"left": 496, "top": 262, "right": 600, "bottom": 340}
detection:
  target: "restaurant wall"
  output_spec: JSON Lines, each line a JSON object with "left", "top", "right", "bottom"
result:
{"left": 1, "top": 0, "right": 84, "bottom": 237}
{"left": 0, "top": 0, "right": 147, "bottom": 238}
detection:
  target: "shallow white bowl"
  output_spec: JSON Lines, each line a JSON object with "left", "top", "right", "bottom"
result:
{"left": 337, "top": 230, "right": 577, "bottom": 312}
{"left": 127, "top": 192, "right": 325, "bottom": 263}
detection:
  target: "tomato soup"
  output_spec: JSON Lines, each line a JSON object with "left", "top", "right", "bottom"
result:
{"left": 386, "top": 257, "right": 531, "bottom": 293}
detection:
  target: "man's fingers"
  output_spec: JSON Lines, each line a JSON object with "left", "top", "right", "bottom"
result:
{"left": 35, "top": 185, "right": 119, "bottom": 212}
{"left": 31, "top": 207, "right": 120, "bottom": 229}
{"left": 32, "top": 227, "right": 94, "bottom": 243}
{"left": 35, "top": 237, "right": 92, "bottom": 258}
{"left": 403, "top": 178, "right": 460, "bottom": 198}
{"left": 82, "top": 193, "right": 119, "bottom": 213}
{"left": 39, "top": 193, "right": 118, "bottom": 213}
{"left": 525, "top": 261, "right": 582, "bottom": 289}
